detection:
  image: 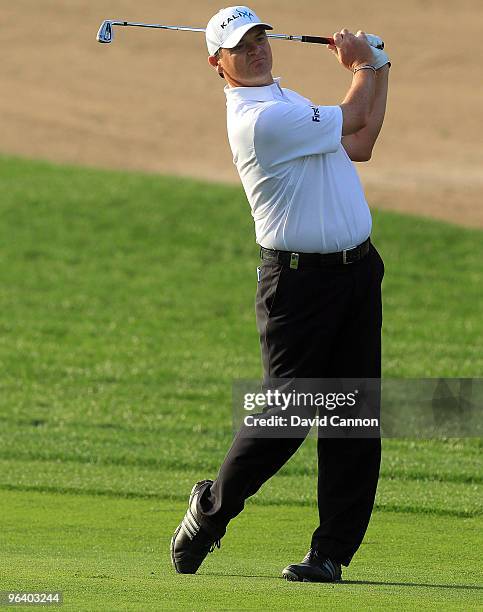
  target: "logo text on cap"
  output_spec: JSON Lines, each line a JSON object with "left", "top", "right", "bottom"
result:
{"left": 220, "top": 10, "right": 255, "bottom": 30}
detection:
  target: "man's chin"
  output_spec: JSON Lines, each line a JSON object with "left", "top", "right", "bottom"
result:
{"left": 246, "top": 71, "right": 274, "bottom": 87}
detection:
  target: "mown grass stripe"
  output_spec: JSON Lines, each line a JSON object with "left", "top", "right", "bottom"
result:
{"left": 0, "top": 484, "right": 479, "bottom": 518}
{"left": 1, "top": 453, "right": 481, "bottom": 484}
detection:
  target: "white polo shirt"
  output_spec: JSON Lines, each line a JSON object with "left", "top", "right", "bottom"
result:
{"left": 224, "top": 77, "right": 372, "bottom": 253}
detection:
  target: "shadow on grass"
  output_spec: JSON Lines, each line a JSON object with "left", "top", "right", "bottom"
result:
{"left": 204, "top": 573, "right": 482, "bottom": 590}
{"left": 341, "top": 580, "right": 482, "bottom": 590}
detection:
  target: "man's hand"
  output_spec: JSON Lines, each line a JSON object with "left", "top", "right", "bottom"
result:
{"left": 346, "top": 33, "right": 390, "bottom": 70}
{"left": 329, "top": 29, "right": 374, "bottom": 71}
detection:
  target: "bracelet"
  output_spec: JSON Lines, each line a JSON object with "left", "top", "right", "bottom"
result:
{"left": 353, "top": 64, "right": 376, "bottom": 75}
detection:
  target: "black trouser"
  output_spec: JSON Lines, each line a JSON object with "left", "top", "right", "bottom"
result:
{"left": 199, "top": 241, "right": 384, "bottom": 566}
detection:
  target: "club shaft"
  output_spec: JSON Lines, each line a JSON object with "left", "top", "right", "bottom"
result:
{"left": 110, "top": 21, "right": 206, "bottom": 34}
{"left": 101, "top": 20, "right": 335, "bottom": 45}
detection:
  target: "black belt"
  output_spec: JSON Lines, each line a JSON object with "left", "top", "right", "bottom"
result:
{"left": 260, "top": 237, "right": 371, "bottom": 269}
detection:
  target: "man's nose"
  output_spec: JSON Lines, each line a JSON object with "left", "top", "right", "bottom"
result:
{"left": 247, "top": 42, "right": 261, "bottom": 54}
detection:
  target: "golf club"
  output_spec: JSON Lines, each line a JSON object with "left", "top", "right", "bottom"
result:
{"left": 96, "top": 19, "right": 384, "bottom": 49}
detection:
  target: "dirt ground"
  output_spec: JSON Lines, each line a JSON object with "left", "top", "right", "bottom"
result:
{"left": 2, "top": 0, "right": 482, "bottom": 228}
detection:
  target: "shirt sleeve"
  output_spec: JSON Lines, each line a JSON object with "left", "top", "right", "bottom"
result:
{"left": 253, "top": 102, "right": 343, "bottom": 169}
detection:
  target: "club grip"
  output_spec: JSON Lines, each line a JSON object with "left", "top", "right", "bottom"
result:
{"left": 301, "top": 35, "right": 335, "bottom": 45}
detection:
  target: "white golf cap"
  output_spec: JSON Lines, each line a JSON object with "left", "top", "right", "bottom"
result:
{"left": 206, "top": 6, "right": 273, "bottom": 56}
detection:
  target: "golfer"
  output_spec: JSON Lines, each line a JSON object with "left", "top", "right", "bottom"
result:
{"left": 171, "top": 6, "right": 390, "bottom": 582}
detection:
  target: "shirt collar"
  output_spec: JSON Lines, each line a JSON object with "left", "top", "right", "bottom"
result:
{"left": 224, "top": 77, "right": 283, "bottom": 103}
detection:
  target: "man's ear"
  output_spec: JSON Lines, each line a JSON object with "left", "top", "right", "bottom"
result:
{"left": 208, "top": 54, "right": 225, "bottom": 79}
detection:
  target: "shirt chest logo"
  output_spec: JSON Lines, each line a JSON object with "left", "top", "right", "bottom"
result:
{"left": 311, "top": 107, "right": 320, "bottom": 123}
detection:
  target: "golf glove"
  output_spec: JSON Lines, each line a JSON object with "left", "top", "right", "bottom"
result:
{"left": 365, "top": 34, "right": 391, "bottom": 70}
{"left": 365, "top": 33, "right": 384, "bottom": 50}
{"left": 371, "top": 47, "right": 391, "bottom": 69}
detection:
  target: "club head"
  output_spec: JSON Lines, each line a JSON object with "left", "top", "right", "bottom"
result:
{"left": 97, "top": 20, "right": 113, "bottom": 44}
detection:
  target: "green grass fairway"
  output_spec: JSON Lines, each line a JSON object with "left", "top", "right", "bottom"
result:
{"left": 0, "top": 156, "right": 482, "bottom": 610}
{"left": 2, "top": 491, "right": 482, "bottom": 611}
